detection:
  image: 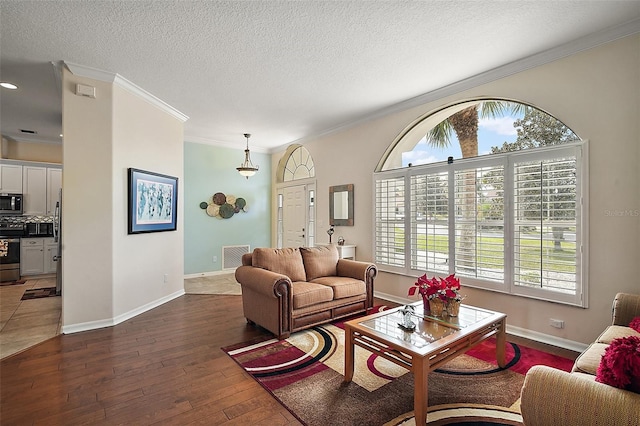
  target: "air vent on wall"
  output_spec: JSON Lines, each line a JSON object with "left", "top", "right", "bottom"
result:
{"left": 222, "top": 245, "right": 250, "bottom": 270}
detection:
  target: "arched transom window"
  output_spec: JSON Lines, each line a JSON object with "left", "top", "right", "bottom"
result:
{"left": 280, "top": 144, "right": 315, "bottom": 182}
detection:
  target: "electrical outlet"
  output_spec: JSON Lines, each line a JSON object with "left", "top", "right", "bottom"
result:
{"left": 549, "top": 318, "right": 564, "bottom": 329}
{"left": 163, "top": 274, "right": 168, "bottom": 283}
{"left": 213, "top": 256, "right": 218, "bottom": 263}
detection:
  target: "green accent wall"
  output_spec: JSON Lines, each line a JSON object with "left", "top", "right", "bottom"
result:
{"left": 184, "top": 141, "right": 271, "bottom": 274}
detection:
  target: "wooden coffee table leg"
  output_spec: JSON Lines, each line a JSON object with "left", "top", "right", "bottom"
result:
{"left": 413, "top": 356, "right": 428, "bottom": 426}
{"left": 344, "top": 324, "right": 354, "bottom": 382}
{"left": 496, "top": 319, "right": 506, "bottom": 368}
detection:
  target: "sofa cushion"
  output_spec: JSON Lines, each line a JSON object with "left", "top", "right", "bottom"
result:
{"left": 300, "top": 245, "right": 339, "bottom": 281}
{"left": 252, "top": 247, "right": 306, "bottom": 282}
{"left": 292, "top": 281, "right": 334, "bottom": 309}
{"left": 311, "top": 276, "right": 366, "bottom": 300}
{"left": 573, "top": 343, "right": 609, "bottom": 375}
{"left": 597, "top": 325, "right": 640, "bottom": 344}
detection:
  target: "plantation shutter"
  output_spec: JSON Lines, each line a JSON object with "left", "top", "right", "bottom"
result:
{"left": 513, "top": 148, "right": 579, "bottom": 295}
{"left": 373, "top": 142, "right": 584, "bottom": 306}
{"left": 410, "top": 171, "right": 449, "bottom": 274}
{"left": 375, "top": 175, "right": 405, "bottom": 268}
{"left": 453, "top": 163, "right": 505, "bottom": 281}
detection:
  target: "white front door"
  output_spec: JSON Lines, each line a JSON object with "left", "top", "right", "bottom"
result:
{"left": 283, "top": 184, "right": 307, "bottom": 248}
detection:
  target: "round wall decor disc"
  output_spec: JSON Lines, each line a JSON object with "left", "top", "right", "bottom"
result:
{"left": 213, "top": 192, "right": 226, "bottom": 205}
{"left": 219, "top": 203, "right": 235, "bottom": 218}
{"left": 206, "top": 204, "right": 220, "bottom": 217}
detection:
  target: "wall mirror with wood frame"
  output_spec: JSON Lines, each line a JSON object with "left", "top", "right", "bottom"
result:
{"left": 329, "top": 184, "right": 354, "bottom": 226}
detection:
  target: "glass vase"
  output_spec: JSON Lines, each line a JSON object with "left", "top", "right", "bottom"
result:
{"left": 429, "top": 298, "right": 445, "bottom": 317}
{"left": 447, "top": 300, "right": 461, "bottom": 317}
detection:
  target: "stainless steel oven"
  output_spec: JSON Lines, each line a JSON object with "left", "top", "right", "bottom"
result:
{"left": 0, "top": 237, "right": 21, "bottom": 282}
{"left": 0, "top": 222, "right": 25, "bottom": 282}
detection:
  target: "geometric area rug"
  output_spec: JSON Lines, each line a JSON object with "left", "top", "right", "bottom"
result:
{"left": 21, "top": 287, "right": 58, "bottom": 300}
{"left": 223, "top": 310, "right": 574, "bottom": 426}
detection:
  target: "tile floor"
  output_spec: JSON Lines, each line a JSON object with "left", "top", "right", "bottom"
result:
{"left": 0, "top": 276, "right": 61, "bottom": 359}
{"left": 0, "top": 273, "right": 240, "bottom": 359}
{"left": 183, "top": 273, "right": 241, "bottom": 295}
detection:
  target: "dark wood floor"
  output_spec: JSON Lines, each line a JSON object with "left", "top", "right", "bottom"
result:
{"left": 0, "top": 295, "right": 578, "bottom": 425}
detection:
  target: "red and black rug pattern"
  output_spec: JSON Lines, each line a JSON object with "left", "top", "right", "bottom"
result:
{"left": 223, "top": 309, "right": 574, "bottom": 426}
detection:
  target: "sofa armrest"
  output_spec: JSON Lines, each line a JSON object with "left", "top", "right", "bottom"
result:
{"left": 520, "top": 365, "right": 640, "bottom": 426}
{"left": 337, "top": 259, "right": 377, "bottom": 308}
{"left": 235, "top": 265, "right": 292, "bottom": 299}
{"left": 612, "top": 292, "right": 640, "bottom": 326}
{"left": 337, "top": 259, "right": 377, "bottom": 281}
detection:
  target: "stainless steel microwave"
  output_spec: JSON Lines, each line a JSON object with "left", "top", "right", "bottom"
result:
{"left": 0, "top": 194, "right": 23, "bottom": 215}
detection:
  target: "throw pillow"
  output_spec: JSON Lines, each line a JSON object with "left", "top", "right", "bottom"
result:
{"left": 595, "top": 335, "right": 640, "bottom": 393}
{"left": 300, "top": 245, "right": 339, "bottom": 281}
{"left": 630, "top": 316, "right": 640, "bottom": 333}
{"left": 252, "top": 247, "right": 307, "bottom": 282}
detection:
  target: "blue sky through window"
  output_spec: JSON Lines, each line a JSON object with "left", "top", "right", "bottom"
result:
{"left": 402, "top": 114, "right": 524, "bottom": 167}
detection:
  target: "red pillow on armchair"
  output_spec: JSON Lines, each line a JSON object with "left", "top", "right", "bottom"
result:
{"left": 630, "top": 316, "right": 640, "bottom": 333}
{"left": 595, "top": 335, "right": 640, "bottom": 393}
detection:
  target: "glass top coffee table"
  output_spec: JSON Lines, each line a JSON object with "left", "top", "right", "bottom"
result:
{"left": 343, "top": 302, "right": 507, "bottom": 426}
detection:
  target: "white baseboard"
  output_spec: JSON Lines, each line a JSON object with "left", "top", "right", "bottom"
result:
{"left": 61, "top": 289, "right": 185, "bottom": 334}
{"left": 374, "top": 290, "right": 415, "bottom": 307}
{"left": 183, "top": 269, "right": 236, "bottom": 279}
{"left": 373, "top": 290, "right": 588, "bottom": 354}
{"left": 505, "top": 324, "right": 588, "bottom": 353}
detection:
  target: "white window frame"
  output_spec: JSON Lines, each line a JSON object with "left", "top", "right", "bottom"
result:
{"left": 373, "top": 141, "right": 588, "bottom": 307}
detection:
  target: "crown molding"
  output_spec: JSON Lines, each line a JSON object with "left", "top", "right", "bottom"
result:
{"left": 278, "top": 17, "right": 640, "bottom": 152}
{"left": 184, "top": 135, "right": 271, "bottom": 154}
{"left": 63, "top": 61, "right": 189, "bottom": 123}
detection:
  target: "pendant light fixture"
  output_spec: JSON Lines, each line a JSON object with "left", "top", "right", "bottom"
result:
{"left": 236, "top": 133, "right": 259, "bottom": 179}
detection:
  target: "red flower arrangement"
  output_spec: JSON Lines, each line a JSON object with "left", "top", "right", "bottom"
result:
{"left": 408, "top": 273, "right": 462, "bottom": 301}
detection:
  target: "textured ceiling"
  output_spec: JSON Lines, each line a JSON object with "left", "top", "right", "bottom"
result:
{"left": 1, "top": 1, "right": 639, "bottom": 152}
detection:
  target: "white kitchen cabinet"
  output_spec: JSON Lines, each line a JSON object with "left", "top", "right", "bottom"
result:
{"left": 22, "top": 165, "right": 62, "bottom": 215}
{"left": 21, "top": 238, "right": 45, "bottom": 275}
{"left": 46, "top": 168, "right": 62, "bottom": 215}
{"left": 0, "top": 163, "right": 23, "bottom": 193}
{"left": 22, "top": 166, "right": 47, "bottom": 215}
{"left": 21, "top": 237, "right": 56, "bottom": 276}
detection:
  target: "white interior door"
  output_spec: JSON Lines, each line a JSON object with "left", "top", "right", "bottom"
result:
{"left": 283, "top": 184, "right": 307, "bottom": 248}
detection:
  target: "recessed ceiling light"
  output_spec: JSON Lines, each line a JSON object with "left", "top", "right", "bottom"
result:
{"left": 0, "top": 82, "right": 18, "bottom": 90}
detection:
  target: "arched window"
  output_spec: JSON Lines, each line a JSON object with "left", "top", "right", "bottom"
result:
{"left": 379, "top": 100, "right": 579, "bottom": 171}
{"left": 278, "top": 144, "right": 315, "bottom": 182}
{"left": 374, "top": 99, "right": 587, "bottom": 307}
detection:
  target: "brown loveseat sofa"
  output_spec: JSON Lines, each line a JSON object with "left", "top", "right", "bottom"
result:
{"left": 520, "top": 292, "right": 640, "bottom": 426}
{"left": 235, "top": 245, "right": 377, "bottom": 339}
